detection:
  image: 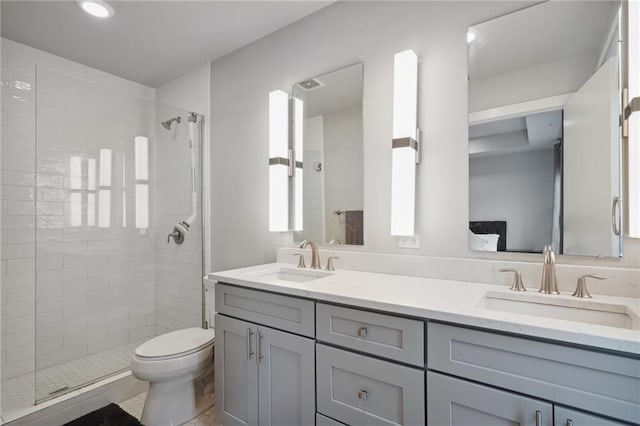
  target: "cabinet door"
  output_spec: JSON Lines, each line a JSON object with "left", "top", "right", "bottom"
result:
{"left": 257, "top": 325, "right": 315, "bottom": 426}
{"left": 427, "top": 372, "right": 552, "bottom": 426}
{"left": 554, "top": 406, "right": 628, "bottom": 426}
{"left": 215, "top": 314, "right": 259, "bottom": 426}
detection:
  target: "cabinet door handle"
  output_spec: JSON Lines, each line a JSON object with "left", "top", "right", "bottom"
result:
{"left": 612, "top": 196, "right": 622, "bottom": 236}
{"left": 357, "top": 389, "right": 368, "bottom": 400}
{"left": 566, "top": 420, "right": 573, "bottom": 426}
{"left": 535, "top": 410, "right": 542, "bottom": 426}
{"left": 246, "top": 328, "right": 254, "bottom": 360}
{"left": 357, "top": 327, "right": 368, "bottom": 337}
{"left": 257, "top": 331, "right": 264, "bottom": 363}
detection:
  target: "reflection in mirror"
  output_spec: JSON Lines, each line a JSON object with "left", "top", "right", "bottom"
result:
{"left": 293, "top": 63, "right": 364, "bottom": 245}
{"left": 467, "top": 1, "right": 622, "bottom": 257}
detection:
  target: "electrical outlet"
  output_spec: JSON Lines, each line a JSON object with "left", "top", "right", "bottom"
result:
{"left": 398, "top": 235, "right": 420, "bottom": 249}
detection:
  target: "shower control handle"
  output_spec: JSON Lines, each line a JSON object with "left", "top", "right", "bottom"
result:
{"left": 167, "top": 227, "right": 185, "bottom": 245}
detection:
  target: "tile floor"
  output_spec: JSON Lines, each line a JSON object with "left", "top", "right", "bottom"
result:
{"left": 120, "top": 391, "right": 217, "bottom": 426}
{"left": 1, "top": 341, "right": 141, "bottom": 415}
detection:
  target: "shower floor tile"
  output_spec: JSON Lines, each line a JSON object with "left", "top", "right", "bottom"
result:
{"left": 1, "top": 340, "right": 142, "bottom": 416}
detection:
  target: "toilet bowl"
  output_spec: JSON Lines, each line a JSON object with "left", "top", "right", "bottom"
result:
{"left": 131, "top": 327, "right": 215, "bottom": 426}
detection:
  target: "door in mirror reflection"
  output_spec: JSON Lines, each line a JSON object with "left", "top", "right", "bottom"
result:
{"left": 293, "top": 63, "right": 364, "bottom": 245}
{"left": 467, "top": 1, "right": 622, "bottom": 257}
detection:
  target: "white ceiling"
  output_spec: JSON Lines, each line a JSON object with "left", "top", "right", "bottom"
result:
{"left": 468, "top": 1, "right": 617, "bottom": 80}
{"left": 469, "top": 110, "right": 562, "bottom": 156}
{"left": 1, "top": 1, "right": 332, "bottom": 87}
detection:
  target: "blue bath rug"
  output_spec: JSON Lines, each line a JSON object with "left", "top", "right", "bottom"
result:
{"left": 64, "top": 403, "right": 142, "bottom": 426}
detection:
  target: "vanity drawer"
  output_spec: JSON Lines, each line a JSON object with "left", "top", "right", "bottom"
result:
{"left": 316, "top": 303, "right": 424, "bottom": 367}
{"left": 316, "top": 343, "right": 425, "bottom": 426}
{"left": 215, "top": 283, "right": 315, "bottom": 337}
{"left": 428, "top": 322, "right": 640, "bottom": 424}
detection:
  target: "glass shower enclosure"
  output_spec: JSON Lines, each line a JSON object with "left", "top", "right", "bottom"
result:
{"left": 1, "top": 52, "right": 205, "bottom": 415}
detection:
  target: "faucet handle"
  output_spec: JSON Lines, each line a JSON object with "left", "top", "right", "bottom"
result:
{"left": 572, "top": 274, "right": 606, "bottom": 298}
{"left": 293, "top": 253, "right": 307, "bottom": 268}
{"left": 325, "top": 256, "right": 338, "bottom": 271}
{"left": 167, "top": 227, "right": 184, "bottom": 245}
{"left": 499, "top": 268, "right": 526, "bottom": 291}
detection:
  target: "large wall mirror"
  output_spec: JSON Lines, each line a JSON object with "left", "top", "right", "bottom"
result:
{"left": 293, "top": 63, "right": 364, "bottom": 245}
{"left": 467, "top": 1, "right": 623, "bottom": 257}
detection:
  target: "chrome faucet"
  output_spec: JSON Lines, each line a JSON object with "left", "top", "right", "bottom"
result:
{"left": 299, "top": 240, "right": 321, "bottom": 269}
{"left": 539, "top": 245, "right": 560, "bottom": 294}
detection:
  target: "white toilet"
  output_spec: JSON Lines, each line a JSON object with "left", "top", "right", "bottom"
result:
{"left": 131, "top": 327, "right": 215, "bottom": 426}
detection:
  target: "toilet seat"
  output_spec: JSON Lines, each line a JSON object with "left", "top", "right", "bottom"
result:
{"left": 135, "top": 328, "right": 215, "bottom": 360}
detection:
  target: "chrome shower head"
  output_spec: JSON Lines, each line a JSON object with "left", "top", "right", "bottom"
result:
{"left": 161, "top": 116, "right": 181, "bottom": 130}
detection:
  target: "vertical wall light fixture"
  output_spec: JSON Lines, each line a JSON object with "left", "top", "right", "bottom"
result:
{"left": 293, "top": 97, "right": 304, "bottom": 232}
{"left": 390, "top": 49, "right": 419, "bottom": 236}
{"left": 269, "top": 90, "right": 292, "bottom": 232}
{"left": 627, "top": 1, "right": 640, "bottom": 238}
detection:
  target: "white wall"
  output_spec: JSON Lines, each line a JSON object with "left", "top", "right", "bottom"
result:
{"left": 1, "top": 38, "right": 156, "bottom": 384}
{"left": 208, "top": 1, "right": 638, "bottom": 273}
{"left": 469, "top": 149, "right": 554, "bottom": 252}
{"left": 154, "top": 63, "right": 211, "bottom": 332}
{"left": 323, "top": 105, "right": 363, "bottom": 243}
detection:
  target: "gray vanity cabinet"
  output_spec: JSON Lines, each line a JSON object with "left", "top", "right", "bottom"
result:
{"left": 215, "top": 313, "right": 315, "bottom": 426}
{"left": 427, "top": 371, "right": 553, "bottom": 426}
{"left": 214, "top": 282, "right": 639, "bottom": 426}
{"left": 215, "top": 314, "right": 258, "bottom": 426}
{"left": 427, "top": 322, "right": 640, "bottom": 425}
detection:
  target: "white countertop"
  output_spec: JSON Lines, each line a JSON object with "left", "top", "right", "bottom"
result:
{"left": 208, "top": 263, "right": 640, "bottom": 356}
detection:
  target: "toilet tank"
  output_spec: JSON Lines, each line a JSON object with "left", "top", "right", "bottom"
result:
{"left": 204, "top": 279, "right": 216, "bottom": 329}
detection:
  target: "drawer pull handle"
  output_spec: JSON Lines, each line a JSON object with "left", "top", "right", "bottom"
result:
{"left": 357, "top": 327, "right": 368, "bottom": 337}
{"left": 535, "top": 411, "right": 542, "bottom": 426}
{"left": 357, "top": 389, "right": 368, "bottom": 400}
{"left": 566, "top": 420, "right": 573, "bottom": 426}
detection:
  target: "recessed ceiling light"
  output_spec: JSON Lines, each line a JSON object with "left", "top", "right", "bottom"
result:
{"left": 467, "top": 29, "right": 477, "bottom": 44}
{"left": 76, "top": 0, "right": 114, "bottom": 18}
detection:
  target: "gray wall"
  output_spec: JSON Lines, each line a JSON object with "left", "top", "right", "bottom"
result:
{"left": 208, "top": 1, "right": 639, "bottom": 272}
{"left": 469, "top": 149, "right": 554, "bottom": 252}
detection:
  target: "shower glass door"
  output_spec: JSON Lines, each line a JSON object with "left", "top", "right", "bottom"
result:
{"left": 34, "top": 67, "right": 157, "bottom": 403}
{"left": 35, "top": 66, "right": 205, "bottom": 404}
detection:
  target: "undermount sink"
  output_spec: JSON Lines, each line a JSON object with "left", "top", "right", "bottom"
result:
{"left": 247, "top": 266, "right": 332, "bottom": 283}
{"left": 480, "top": 290, "right": 640, "bottom": 330}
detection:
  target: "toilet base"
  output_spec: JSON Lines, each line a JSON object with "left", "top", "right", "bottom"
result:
{"left": 140, "top": 366, "right": 215, "bottom": 426}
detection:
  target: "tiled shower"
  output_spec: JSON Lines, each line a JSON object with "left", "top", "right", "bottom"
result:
{"left": 1, "top": 38, "right": 206, "bottom": 417}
